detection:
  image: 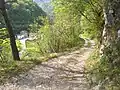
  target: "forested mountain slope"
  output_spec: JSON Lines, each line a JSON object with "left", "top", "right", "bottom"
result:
{"left": 0, "top": 0, "right": 46, "bottom": 34}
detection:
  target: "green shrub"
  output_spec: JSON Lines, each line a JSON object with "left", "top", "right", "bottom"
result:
{"left": 86, "top": 41, "right": 120, "bottom": 90}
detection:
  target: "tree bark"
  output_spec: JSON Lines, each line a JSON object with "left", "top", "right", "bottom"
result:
{"left": 1, "top": 0, "right": 20, "bottom": 60}
{"left": 100, "top": 0, "right": 120, "bottom": 55}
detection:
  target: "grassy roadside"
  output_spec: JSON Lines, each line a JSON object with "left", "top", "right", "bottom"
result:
{"left": 0, "top": 53, "right": 57, "bottom": 85}
{"left": 85, "top": 48, "right": 120, "bottom": 90}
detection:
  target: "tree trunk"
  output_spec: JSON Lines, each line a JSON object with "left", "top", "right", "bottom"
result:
{"left": 1, "top": 1, "right": 20, "bottom": 60}
{"left": 100, "top": 0, "right": 120, "bottom": 55}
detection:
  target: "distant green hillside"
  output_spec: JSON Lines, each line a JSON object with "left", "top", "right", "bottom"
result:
{"left": 0, "top": 0, "right": 46, "bottom": 34}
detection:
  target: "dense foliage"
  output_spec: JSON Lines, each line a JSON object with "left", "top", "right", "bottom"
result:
{"left": 35, "top": 1, "right": 83, "bottom": 54}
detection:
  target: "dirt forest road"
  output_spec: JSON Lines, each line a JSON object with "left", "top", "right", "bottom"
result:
{"left": 0, "top": 47, "right": 93, "bottom": 90}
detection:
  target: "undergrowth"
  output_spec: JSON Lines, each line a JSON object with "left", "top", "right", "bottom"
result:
{"left": 86, "top": 43, "right": 120, "bottom": 90}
